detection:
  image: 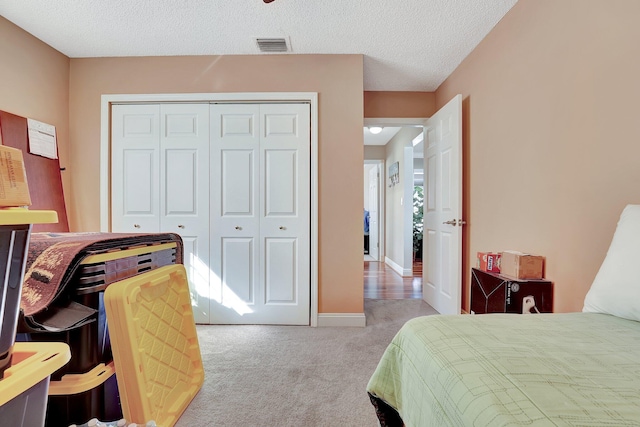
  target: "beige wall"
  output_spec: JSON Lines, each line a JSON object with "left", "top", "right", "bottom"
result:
{"left": 0, "top": 17, "right": 70, "bottom": 213}
{"left": 364, "top": 145, "right": 386, "bottom": 160}
{"left": 364, "top": 91, "right": 436, "bottom": 118}
{"left": 69, "top": 54, "right": 364, "bottom": 314}
{"left": 437, "top": 0, "right": 640, "bottom": 313}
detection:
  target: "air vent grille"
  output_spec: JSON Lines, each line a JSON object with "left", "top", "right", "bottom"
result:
{"left": 255, "top": 38, "right": 289, "bottom": 53}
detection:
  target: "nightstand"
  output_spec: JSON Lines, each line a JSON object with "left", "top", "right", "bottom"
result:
{"left": 470, "top": 268, "right": 553, "bottom": 314}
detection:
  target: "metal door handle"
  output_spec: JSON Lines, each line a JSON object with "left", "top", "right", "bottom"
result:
{"left": 178, "top": 224, "right": 185, "bottom": 229}
{"left": 235, "top": 226, "right": 242, "bottom": 230}
{"left": 458, "top": 219, "right": 467, "bottom": 226}
{"left": 279, "top": 226, "right": 286, "bottom": 230}
{"left": 442, "top": 219, "right": 457, "bottom": 226}
{"left": 133, "top": 224, "right": 141, "bottom": 228}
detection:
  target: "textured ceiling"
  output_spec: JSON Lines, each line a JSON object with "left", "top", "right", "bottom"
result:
{"left": 0, "top": 0, "right": 517, "bottom": 91}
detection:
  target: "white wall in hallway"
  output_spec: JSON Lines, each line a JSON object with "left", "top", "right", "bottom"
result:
{"left": 384, "top": 127, "right": 421, "bottom": 276}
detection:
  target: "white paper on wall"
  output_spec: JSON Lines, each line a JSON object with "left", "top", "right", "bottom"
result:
{"left": 27, "top": 118, "right": 58, "bottom": 159}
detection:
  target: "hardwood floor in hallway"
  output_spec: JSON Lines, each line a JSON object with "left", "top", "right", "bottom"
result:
{"left": 364, "top": 260, "right": 423, "bottom": 299}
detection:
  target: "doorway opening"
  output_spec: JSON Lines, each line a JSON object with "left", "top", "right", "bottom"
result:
{"left": 363, "top": 95, "right": 463, "bottom": 313}
{"left": 364, "top": 160, "right": 382, "bottom": 262}
{"left": 363, "top": 120, "right": 425, "bottom": 299}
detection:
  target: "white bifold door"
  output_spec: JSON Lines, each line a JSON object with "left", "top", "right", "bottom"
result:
{"left": 210, "top": 104, "right": 310, "bottom": 325}
{"left": 111, "top": 102, "right": 310, "bottom": 325}
{"left": 111, "top": 104, "right": 211, "bottom": 323}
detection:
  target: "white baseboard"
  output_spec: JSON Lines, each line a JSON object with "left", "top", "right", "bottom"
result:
{"left": 385, "top": 256, "right": 413, "bottom": 277}
{"left": 317, "top": 313, "right": 366, "bottom": 327}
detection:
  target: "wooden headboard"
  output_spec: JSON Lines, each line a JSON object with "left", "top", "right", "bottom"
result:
{"left": 0, "top": 110, "right": 69, "bottom": 232}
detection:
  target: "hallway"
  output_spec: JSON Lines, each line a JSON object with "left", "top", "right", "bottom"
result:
{"left": 364, "top": 261, "right": 423, "bottom": 299}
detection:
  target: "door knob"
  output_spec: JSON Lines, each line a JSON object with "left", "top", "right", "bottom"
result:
{"left": 235, "top": 226, "right": 242, "bottom": 230}
{"left": 133, "top": 224, "right": 141, "bottom": 228}
{"left": 279, "top": 226, "right": 286, "bottom": 230}
{"left": 458, "top": 219, "right": 467, "bottom": 226}
{"left": 178, "top": 224, "right": 185, "bottom": 229}
{"left": 442, "top": 219, "right": 457, "bottom": 226}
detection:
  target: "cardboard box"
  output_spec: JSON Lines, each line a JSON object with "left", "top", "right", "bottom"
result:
{"left": 500, "top": 250, "right": 544, "bottom": 279}
{"left": 0, "top": 145, "right": 31, "bottom": 207}
{"left": 476, "top": 252, "right": 501, "bottom": 273}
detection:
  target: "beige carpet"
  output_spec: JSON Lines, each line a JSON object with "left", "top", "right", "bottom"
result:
{"left": 176, "top": 299, "right": 437, "bottom": 427}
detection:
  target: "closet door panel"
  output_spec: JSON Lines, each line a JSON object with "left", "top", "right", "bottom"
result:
{"left": 259, "top": 104, "right": 310, "bottom": 324}
{"left": 221, "top": 150, "right": 255, "bottom": 216}
{"left": 263, "top": 112, "right": 300, "bottom": 139}
{"left": 264, "top": 150, "right": 297, "bottom": 216}
{"left": 122, "top": 113, "right": 156, "bottom": 138}
{"left": 160, "top": 104, "right": 211, "bottom": 323}
{"left": 210, "top": 104, "right": 261, "bottom": 322}
{"left": 165, "top": 149, "right": 198, "bottom": 214}
{"left": 219, "top": 113, "right": 255, "bottom": 136}
{"left": 112, "top": 104, "right": 160, "bottom": 233}
{"left": 264, "top": 237, "right": 297, "bottom": 303}
{"left": 221, "top": 237, "right": 256, "bottom": 305}
{"left": 123, "top": 150, "right": 155, "bottom": 214}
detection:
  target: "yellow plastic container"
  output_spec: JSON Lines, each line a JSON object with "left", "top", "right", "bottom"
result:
{"left": 104, "top": 264, "right": 203, "bottom": 427}
{"left": 48, "top": 361, "right": 116, "bottom": 395}
{"left": 47, "top": 361, "right": 121, "bottom": 426}
{"left": 0, "top": 342, "right": 70, "bottom": 426}
{"left": 0, "top": 208, "right": 58, "bottom": 225}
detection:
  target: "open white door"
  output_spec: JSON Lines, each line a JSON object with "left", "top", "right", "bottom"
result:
{"left": 423, "top": 94, "right": 463, "bottom": 315}
{"left": 367, "top": 164, "right": 380, "bottom": 260}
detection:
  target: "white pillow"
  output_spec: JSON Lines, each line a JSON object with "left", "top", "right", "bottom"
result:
{"left": 583, "top": 204, "right": 640, "bottom": 321}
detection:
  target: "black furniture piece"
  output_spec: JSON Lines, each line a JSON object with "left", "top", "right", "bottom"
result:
{"left": 471, "top": 268, "right": 553, "bottom": 314}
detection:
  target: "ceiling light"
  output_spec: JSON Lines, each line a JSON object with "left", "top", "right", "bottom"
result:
{"left": 369, "top": 126, "right": 383, "bottom": 134}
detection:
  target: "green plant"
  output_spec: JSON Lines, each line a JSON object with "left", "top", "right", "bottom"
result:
{"left": 413, "top": 186, "right": 424, "bottom": 255}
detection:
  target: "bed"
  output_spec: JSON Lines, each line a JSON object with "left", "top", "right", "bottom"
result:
{"left": 367, "top": 204, "right": 640, "bottom": 426}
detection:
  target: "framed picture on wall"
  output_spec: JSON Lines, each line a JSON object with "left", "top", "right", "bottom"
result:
{"left": 389, "top": 161, "right": 399, "bottom": 187}
{"left": 389, "top": 162, "right": 400, "bottom": 187}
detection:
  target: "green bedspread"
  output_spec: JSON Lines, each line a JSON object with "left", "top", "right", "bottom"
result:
{"left": 367, "top": 312, "right": 640, "bottom": 426}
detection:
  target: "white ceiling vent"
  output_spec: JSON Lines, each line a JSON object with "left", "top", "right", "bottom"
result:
{"left": 255, "top": 38, "right": 290, "bottom": 53}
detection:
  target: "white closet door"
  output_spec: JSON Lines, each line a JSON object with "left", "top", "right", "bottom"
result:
{"left": 159, "top": 104, "right": 210, "bottom": 323}
{"left": 210, "top": 104, "right": 261, "bottom": 323}
{"left": 260, "top": 103, "right": 310, "bottom": 325}
{"left": 210, "top": 103, "right": 310, "bottom": 325}
{"left": 112, "top": 104, "right": 161, "bottom": 233}
{"left": 112, "top": 103, "right": 211, "bottom": 324}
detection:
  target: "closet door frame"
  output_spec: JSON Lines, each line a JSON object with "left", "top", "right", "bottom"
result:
{"left": 100, "top": 92, "right": 319, "bottom": 326}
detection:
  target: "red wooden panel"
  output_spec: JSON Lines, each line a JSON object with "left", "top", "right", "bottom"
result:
{"left": 0, "top": 111, "right": 69, "bottom": 232}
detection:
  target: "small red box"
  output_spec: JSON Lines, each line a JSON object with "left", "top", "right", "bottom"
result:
{"left": 477, "top": 252, "right": 501, "bottom": 273}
